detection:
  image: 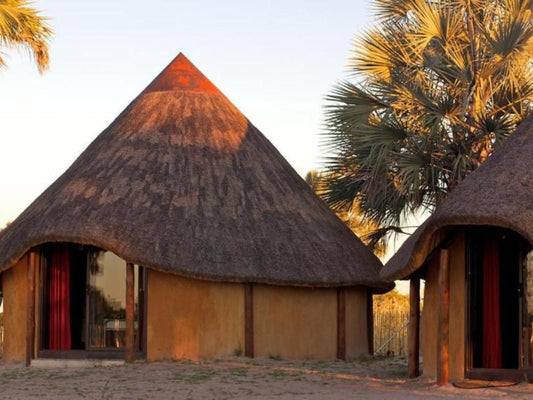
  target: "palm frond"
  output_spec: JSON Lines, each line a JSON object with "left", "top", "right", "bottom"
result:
{"left": 322, "top": 0, "right": 533, "bottom": 242}
{"left": 0, "top": 0, "right": 53, "bottom": 73}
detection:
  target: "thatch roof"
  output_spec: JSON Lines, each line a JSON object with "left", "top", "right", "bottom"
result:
{"left": 382, "top": 115, "right": 533, "bottom": 281}
{"left": 0, "top": 53, "right": 391, "bottom": 291}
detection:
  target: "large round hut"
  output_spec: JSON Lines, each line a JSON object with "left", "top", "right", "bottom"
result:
{"left": 0, "top": 53, "right": 391, "bottom": 364}
{"left": 382, "top": 116, "right": 533, "bottom": 383}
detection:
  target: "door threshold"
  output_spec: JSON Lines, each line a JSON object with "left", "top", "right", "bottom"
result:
{"left": 31, "top": 359, "right": 125, "bottom": 368}
{"left": 37, "top": 349, "right": 145, "bottom": 360}
{"left": 466, "top": 368, "right": 533, "bottom": 382}
{"left": 453, "top": 379, "right": 519, "bottom": 389}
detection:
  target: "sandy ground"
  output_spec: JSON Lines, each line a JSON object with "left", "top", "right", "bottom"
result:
{"left": 0, "top": 356, "right": 532, "bottom": 399}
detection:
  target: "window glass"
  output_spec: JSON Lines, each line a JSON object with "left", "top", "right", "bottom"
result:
{"left": 87, "top": 250, "right": 138, "bottom": 349}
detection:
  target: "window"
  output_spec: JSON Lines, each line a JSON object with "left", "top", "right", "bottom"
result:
{"left": 39, "top": 243, "right": 145, "bottom": 357}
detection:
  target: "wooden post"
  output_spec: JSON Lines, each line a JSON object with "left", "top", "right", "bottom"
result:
{"left": 26, "top": 252, "right": 36, "bottom": 367}
{"left": 408, "top": 278, "right": 420, "bottom": 378}
{"left": 125, "top": 262, "right": 135, "bottom": 363}
{"left": 137, "top": 267, "right": 145, "bottom": 352}
{"left": 244, "top": 283, "right": 254, "bottom": 358}
{"left": 367, "top": 290, "right": 374, "bottom": 355}
{"left": 437, "top": 249, "right": 450, "bottom": 385}
{"left": 337, "top": 288, "right": 346, "bottom": 360}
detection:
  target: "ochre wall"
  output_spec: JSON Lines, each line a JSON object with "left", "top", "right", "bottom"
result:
{"left": 253, "top": 285, "right": 337, "bottom": 359}
{"left": 147, "top": 271, "right": 368, "bottom": 361}
{"left": 3, "top": 252, "right": 369, "bottom": 363}
{"left": 146, "top": 270, "right": 244, "bottom": 360}
{"left": 345, "top": 287, "right": 369, "bottom": 359}
{"left": 421, "top": 232, "right": 465, "bottom": 379}
{"left": 2, "top": 255, "right": 28, "bottom": 362}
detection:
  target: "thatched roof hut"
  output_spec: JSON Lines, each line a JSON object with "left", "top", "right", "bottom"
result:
{"left": 382, "top": 115, "right": 533, "bottom": 281}
{"left": 382, "top": 114, "right": 533, "bottom": 383}
{"left": 0, "top": 53, "right": 389, "bottom": 291}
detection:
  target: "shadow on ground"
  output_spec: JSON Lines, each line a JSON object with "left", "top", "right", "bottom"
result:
{"left": 0, "top": 356, "right": 531, "bottom": 399}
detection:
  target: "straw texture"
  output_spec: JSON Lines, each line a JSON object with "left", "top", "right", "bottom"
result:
{"left": 382, "top": 115, "right": 533, "bottom": 281}
{"left": 0, "top": 53, "right": 391, "bottom": 291}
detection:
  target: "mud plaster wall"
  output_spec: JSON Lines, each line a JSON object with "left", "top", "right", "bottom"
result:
{"left": 345, "top": 287, "right": 369, "bottom": 359}
{"left": 3, "top": 255, "right": 28, "bottom": 362}
{"left": 253, "top": 285, "right": 337, "bottom": 359}
{"left": 421, "top": 232, "right": 465, "bottom": 379}
{"left": 146, "top": 270, "right": 244, "bottom": 360}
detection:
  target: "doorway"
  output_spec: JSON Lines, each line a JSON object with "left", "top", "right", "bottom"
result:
{"left": 466, "top": 227, "right": 530, "bottom": 376}
{"left": 39, "top": 243, "right": 145, "bottom": 358}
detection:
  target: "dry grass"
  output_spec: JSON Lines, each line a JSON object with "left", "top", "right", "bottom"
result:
{"left": 0, "top": 356, "right": 532, "bottom": 399}
{"left": 374, "top": 290, "right": 410, "bottom": 356}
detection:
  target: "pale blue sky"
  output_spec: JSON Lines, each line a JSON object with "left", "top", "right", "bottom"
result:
{"left": 1, "top": 0, "right": 373, "bottom": 226}
{"left": 0, "top": 0, "right": 419, "bottom": 293}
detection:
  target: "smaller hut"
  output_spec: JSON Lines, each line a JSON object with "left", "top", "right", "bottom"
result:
{"left": 0, "top": 53, "right": 392, "bottom": 365}
{"left": 382, "top": 115, "right": 533, "bottom": 384}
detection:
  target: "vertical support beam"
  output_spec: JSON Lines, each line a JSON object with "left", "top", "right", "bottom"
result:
{"left": 337, "top": 287, "right": 346, "bottom": 360}
{"left": 437, "top": 249, "right": 450, "bottom": 385}
{"left": 125, "top": 262, "right": 135, "bottom": 363}
{"left": 244, "top": 283, "right": 254, "bottom": 358}
{"left": 367, "top": 290, "right": 374, "bottom": 355}
{"left": 26, "top": 252, "right": 36, "bottom": 367}
{"left": 37, "top": 253, "right": 45, "bottom": 358}
{"left": 137, "top": 267, "right": 145, "bottom": 353}
{"left": 408, "top": 278, "right": 420, "bottom": 378}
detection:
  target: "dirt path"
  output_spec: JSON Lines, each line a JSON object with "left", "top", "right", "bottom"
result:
{"left": 0, "top": 356, "right": 531, "bottom": 399}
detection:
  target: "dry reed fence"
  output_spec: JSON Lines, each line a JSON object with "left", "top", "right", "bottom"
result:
{"left": 373, "top": 291, "right": 410, "bottom": 356}
{"left": 373, "top": 309, "right": 409, "bottom": 356}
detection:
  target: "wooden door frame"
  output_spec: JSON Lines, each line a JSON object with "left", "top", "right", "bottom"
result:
{"left": 464, "top": 227, "right": 531, "bottom": 381}
{"left": 36, "top": 244, "right": 148, "bottom": 359}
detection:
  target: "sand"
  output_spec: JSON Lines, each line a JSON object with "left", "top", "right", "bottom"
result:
{"left": 0, "top": 356, "right": 531, "bottom": 399}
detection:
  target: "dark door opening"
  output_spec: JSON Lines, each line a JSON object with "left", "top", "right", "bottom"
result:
{"left": 39, "top": 243, "right": 145, "bottom": 357}
{"left": 500, "top": 233, "right": 520, "bottom": 368}
{"left": 467, "top": 228, "right": 523, "bottom": 370}
{"left": 70, "top": 246, "right": 87, "bottom": 350}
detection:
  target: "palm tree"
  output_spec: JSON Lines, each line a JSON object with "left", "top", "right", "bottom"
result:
{"left": 0, "top": 0, "right": 53, "bottom": 73}
{"left": 306, "top": 170, "right": 386, "bottom": 255}
{"left": 323, "top": 0, "right": 533, "bottom": 237}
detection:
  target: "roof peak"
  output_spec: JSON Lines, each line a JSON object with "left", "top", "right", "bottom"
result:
{"left": 142, "top": 53, "right": 220, "bottom": 94}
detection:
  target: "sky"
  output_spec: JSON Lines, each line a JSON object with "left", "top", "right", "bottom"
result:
{"left": 0, "top": 1, "right": 415, "bottom": 292}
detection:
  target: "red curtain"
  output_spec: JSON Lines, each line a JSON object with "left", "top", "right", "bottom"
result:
{"left": 482, "top": 235, "right": 501, "bottom": 368}
{"left": 48, "top": 245, "right": 72, "bottom": 350}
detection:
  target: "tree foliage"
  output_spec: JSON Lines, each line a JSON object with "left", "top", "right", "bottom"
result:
{"left": 306, "top": 170, "right": 386, "bottom": 256}
{"left": 374, "top": 289, "right": 410, "bottom": 313}
{"left": 0, "top": 0, "right": 52, "bottom": 73}
{"left": 323, "top": 0, "right": 533, "bottom": 234}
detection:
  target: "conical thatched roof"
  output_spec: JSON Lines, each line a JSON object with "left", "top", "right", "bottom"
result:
{"left": 382, "top": 115, "right": 533, "bottom": 281}
{"left": 0, "top": 53, "right": 391, "bottom": 291}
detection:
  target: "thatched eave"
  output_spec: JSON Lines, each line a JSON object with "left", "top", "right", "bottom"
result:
{"left": 382, "top": 116, "right": 533, "bottom": 281}
{"left": 0, "top": 53, "right": 392, "bottom": 292}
